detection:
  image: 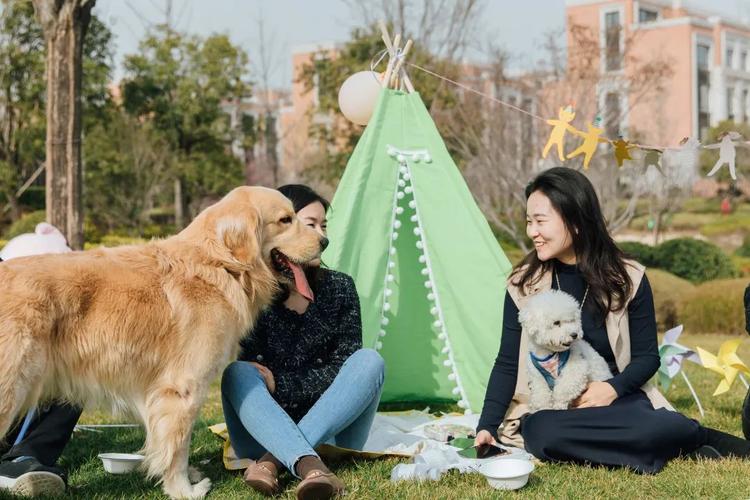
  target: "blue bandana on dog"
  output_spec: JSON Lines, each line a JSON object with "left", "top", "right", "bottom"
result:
{"left": 529, "top": 350, "right": 571, "bottom": 389}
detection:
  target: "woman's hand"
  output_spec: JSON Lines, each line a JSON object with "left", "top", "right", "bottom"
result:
{"left": 249, "top": 362, "right": 276, "bottom": 394}
{"left": 474, "top": 430, "right": 497, "bottom": 447}
{"left": 571, "top": 381, "right": 617, "bottom": 408}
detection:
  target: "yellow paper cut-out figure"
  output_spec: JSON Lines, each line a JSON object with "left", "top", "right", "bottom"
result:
{"left": 542, "top": 106, "right": 576, "bottom": 162}
{"left": 567, "top": 116, "right": 608, "bottom": 170}
{"left": 612, "top": 136, "right": 636, "bottom": 167}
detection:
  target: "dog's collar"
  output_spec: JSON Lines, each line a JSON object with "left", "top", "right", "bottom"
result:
{"left": 529, "top": 350, "right": 571, "bottom": 389}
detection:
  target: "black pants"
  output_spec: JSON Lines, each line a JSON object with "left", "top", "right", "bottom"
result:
{"left": 1, "top": 402, "right": 82, "bottom": 467}
{"left": 521, "top": 391, "right": 705, "bottom": 474}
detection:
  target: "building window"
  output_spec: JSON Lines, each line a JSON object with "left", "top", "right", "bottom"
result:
{"left": 697, "top": 44, "right": 710, "bottom": 139}
{"left": 605, "top": 92, "right": 621, "bottom": 137}
{"left": 605, "top": 11, "right": 622, "bottom": 71}
{"left": 728, "top": 87, "right": 735, "bottom": 121}
{"left": 726, "top": 48, "right": 734, "bottom": 68}
{"left": 744, "top": 89, "right": 749, "bottom": 122}
{"left": 638, "top": 8, "right": 658, "bottom": 23}
{"left": 743, "top": 51, "right": 749, "bottom": 72}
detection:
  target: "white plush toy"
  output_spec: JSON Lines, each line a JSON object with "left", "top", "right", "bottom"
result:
{"left": 0, "top": 222, "right": 71, "bottom": 261}
{"left": 519, "top": 289, "right": 613, "bottom": 412}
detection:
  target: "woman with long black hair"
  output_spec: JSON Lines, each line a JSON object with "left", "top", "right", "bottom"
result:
{"left": 221, "top": 184, "right": 384, "bottom": 499}
{"left": 476, "top": 167, "right": 750, "bottom": 473}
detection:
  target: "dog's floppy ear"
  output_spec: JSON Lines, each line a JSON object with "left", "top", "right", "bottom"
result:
{"left": 216, "top": 208, "right": 262, "bottom": 266}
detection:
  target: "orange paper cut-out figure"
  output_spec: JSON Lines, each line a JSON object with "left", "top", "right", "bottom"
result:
{"left": 567, "top": 117, "right": 608, "bottom": 170}
{"left": 612, "top": 136, "right": 635, "bottom": 167}
{"left": 542, "top": 106, "right": 576, "bottom": 162}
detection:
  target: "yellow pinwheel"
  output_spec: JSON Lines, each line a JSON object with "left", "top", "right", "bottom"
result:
{"left": 696, "top": 339, "right": 750, "bottom": 396}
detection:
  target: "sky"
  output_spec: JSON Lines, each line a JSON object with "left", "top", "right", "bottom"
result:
{"left": 93, "top": 0, "right": 749, "bottom": 89}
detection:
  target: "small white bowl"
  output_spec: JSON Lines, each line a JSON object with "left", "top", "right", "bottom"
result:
{"left": 476, "top": 458, "right": 535, "bottom": 490}
{"left": 98, "top": 453, "right": 144, "bottom": 474}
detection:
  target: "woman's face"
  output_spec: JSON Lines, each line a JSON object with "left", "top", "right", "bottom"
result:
{"left": 526, "top": 190, "right": 576, "bottom": 264}
{"left": 297, "top": 201, "right": 327, "bottom": 267}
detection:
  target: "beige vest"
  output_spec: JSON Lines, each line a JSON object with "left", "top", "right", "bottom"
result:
{"left": 498, "top": 260, "right": 673, "bottom": 448}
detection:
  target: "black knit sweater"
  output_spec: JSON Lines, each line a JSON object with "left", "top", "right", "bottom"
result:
{"left": 477, "top": 260, "right": 660, "bottom": 436}
{"left": 238, "top": 269, "right": 362, "bottom": 421}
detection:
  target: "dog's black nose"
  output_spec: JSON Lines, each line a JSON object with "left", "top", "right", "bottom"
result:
{"left": 320, "top": 237, "right": 329, "bottom": 251}
{"left": 570, "top": 333, "right": 578, "bottom": 339}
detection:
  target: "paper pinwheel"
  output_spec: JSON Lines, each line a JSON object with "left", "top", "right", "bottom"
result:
{"left": 657, "top": 325, "right": 704, "bottom": 416}
{"left": 696, "top": 338, "right": 750, "bottom": 396}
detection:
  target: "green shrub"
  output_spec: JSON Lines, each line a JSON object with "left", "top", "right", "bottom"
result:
{"left": 736, "top": 234, "right": 750, "bottom": 258}
{"left": 679, "top": 278, "right": 748, "bottom": 335}
{"left": 619, "top": 241, "right": 658, "bottom": 267}
{"left": 646, "top": 269, "right": 695, "bottom": 330}
{"left": 653, "top": 238, "right": 736, "bottom": 283}
{"left": 3, "top": 210, "right": 46, "bottom": 239}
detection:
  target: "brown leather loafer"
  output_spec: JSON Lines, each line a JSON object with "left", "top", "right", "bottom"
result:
{"left": 295, "top": 469, "right": 342, "bottom": 499}
{"left": 243, "top": 462, "right": 280, "bottom": 496}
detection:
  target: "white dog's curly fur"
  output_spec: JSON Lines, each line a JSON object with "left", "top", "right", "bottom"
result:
{"left": 519, "top": 289, "right": 613, "bottom": 412}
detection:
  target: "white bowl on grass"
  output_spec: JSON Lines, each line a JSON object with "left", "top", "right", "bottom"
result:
{"left": 476, "top": 458, "right": 535, "bottom": 490}
{"left": 98, "top": 453, "right": 144, "bottom": 474}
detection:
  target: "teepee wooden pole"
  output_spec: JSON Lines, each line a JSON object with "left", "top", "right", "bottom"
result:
{"left": 390, "top": 39, "right": 412, "bottom": 88}
{"left": 379, "top": 21, "right": 415, "bottom": 93}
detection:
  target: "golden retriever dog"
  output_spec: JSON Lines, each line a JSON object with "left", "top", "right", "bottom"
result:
{"left": 0, "top": 186, "right": 325, "bottom": 499}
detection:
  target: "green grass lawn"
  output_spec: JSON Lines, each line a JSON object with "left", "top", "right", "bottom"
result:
{"left": 4, "top": 333, "right": 750, "bottom": 499}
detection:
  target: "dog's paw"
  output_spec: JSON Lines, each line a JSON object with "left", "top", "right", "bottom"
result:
{"left": 188, "top": 478, "right": 212, "bottom": 499}
{"left": 188, "top": 466, "right": 203, "bottom": 483}
{"left": 163, "top": 477, "right": 212, "bottom": 499}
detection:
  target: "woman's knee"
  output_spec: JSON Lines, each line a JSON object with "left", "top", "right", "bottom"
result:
{"left": 221, "top": 361, "right": 263, "bottom": 393}
{"left": 521, "top": 412, "right": 560, "bottom": 458}
{"left": 348, "top": 348, "right": 385, "bottom": 382}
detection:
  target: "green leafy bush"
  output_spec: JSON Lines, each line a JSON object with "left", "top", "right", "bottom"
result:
{"left": 653, "top": 238, "right": 736, "bottom": 283}
{"left": 619, "top": 241, "right": 658, "bottom": 267}
{"left": 3, "top": 210, "right": 45, "bottom": 239}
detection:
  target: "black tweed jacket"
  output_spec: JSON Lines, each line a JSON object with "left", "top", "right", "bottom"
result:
{"left": 238, "top": 269, "right": 362, "bottom": 421}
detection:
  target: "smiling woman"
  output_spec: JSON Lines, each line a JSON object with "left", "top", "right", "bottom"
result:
{"left": 475, "top": 167, "right": 750, "bottom": 474}
{"left": 220, "top": 184, "right": 384, "bottom": 500}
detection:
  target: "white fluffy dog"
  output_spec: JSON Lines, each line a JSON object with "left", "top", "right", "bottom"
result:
{"left": 519, "top": 289, "right": 612, "bottom": 412}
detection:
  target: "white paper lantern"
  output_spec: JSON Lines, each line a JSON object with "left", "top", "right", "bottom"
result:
{"left": 338, "top": 71, "right": 382, "bottom": 125}
{"left": 409, "top": 200, "right": 417, "bottom": 209}
{"left": 397, "top": 191, "right": 405, "bottom": 200}
{"left": 383, "top": 302, "right": 391, "bottom": 311}
{"left": 394, "top": 220, "right": 402, "bottom": 229}
{"left": 419, "top": 255, "right": 427, "bottom": 264}
{"left": 396, "top": 207, "right": 404, "bottom": 215}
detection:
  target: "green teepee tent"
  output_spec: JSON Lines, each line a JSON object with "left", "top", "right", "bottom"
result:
{"left": 323, "top": 86, "right": 513, "bottom": 414}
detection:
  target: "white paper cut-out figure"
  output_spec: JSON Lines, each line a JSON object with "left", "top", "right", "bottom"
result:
{"left": 705, "top": 131, "right": 742, "bottom": 180}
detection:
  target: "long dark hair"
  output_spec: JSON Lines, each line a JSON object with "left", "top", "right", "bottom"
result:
{"left": 515, "top": 167, "right": 632, "bottom": 313}
{"left": 275, "top": 184, "right": 330, "bottom": 301}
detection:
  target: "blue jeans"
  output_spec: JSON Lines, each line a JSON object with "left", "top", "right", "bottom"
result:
{"left": 221, "top": 348, "right": 385, "bottom": 477}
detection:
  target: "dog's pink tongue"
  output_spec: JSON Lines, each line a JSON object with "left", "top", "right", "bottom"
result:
{"left": 289, "top": 262, "right": 314, "bottom": 302}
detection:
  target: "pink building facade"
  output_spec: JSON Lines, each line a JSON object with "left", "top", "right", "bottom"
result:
{"left": 567, "top": 0, "right": 750, "bottom": 144}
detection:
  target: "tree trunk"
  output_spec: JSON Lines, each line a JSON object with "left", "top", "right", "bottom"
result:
{"left": 33, "top": 0, "right": 94, "bottom": 250}
{"left": 174, "top": 177, "right": 184, "bottom": 229}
